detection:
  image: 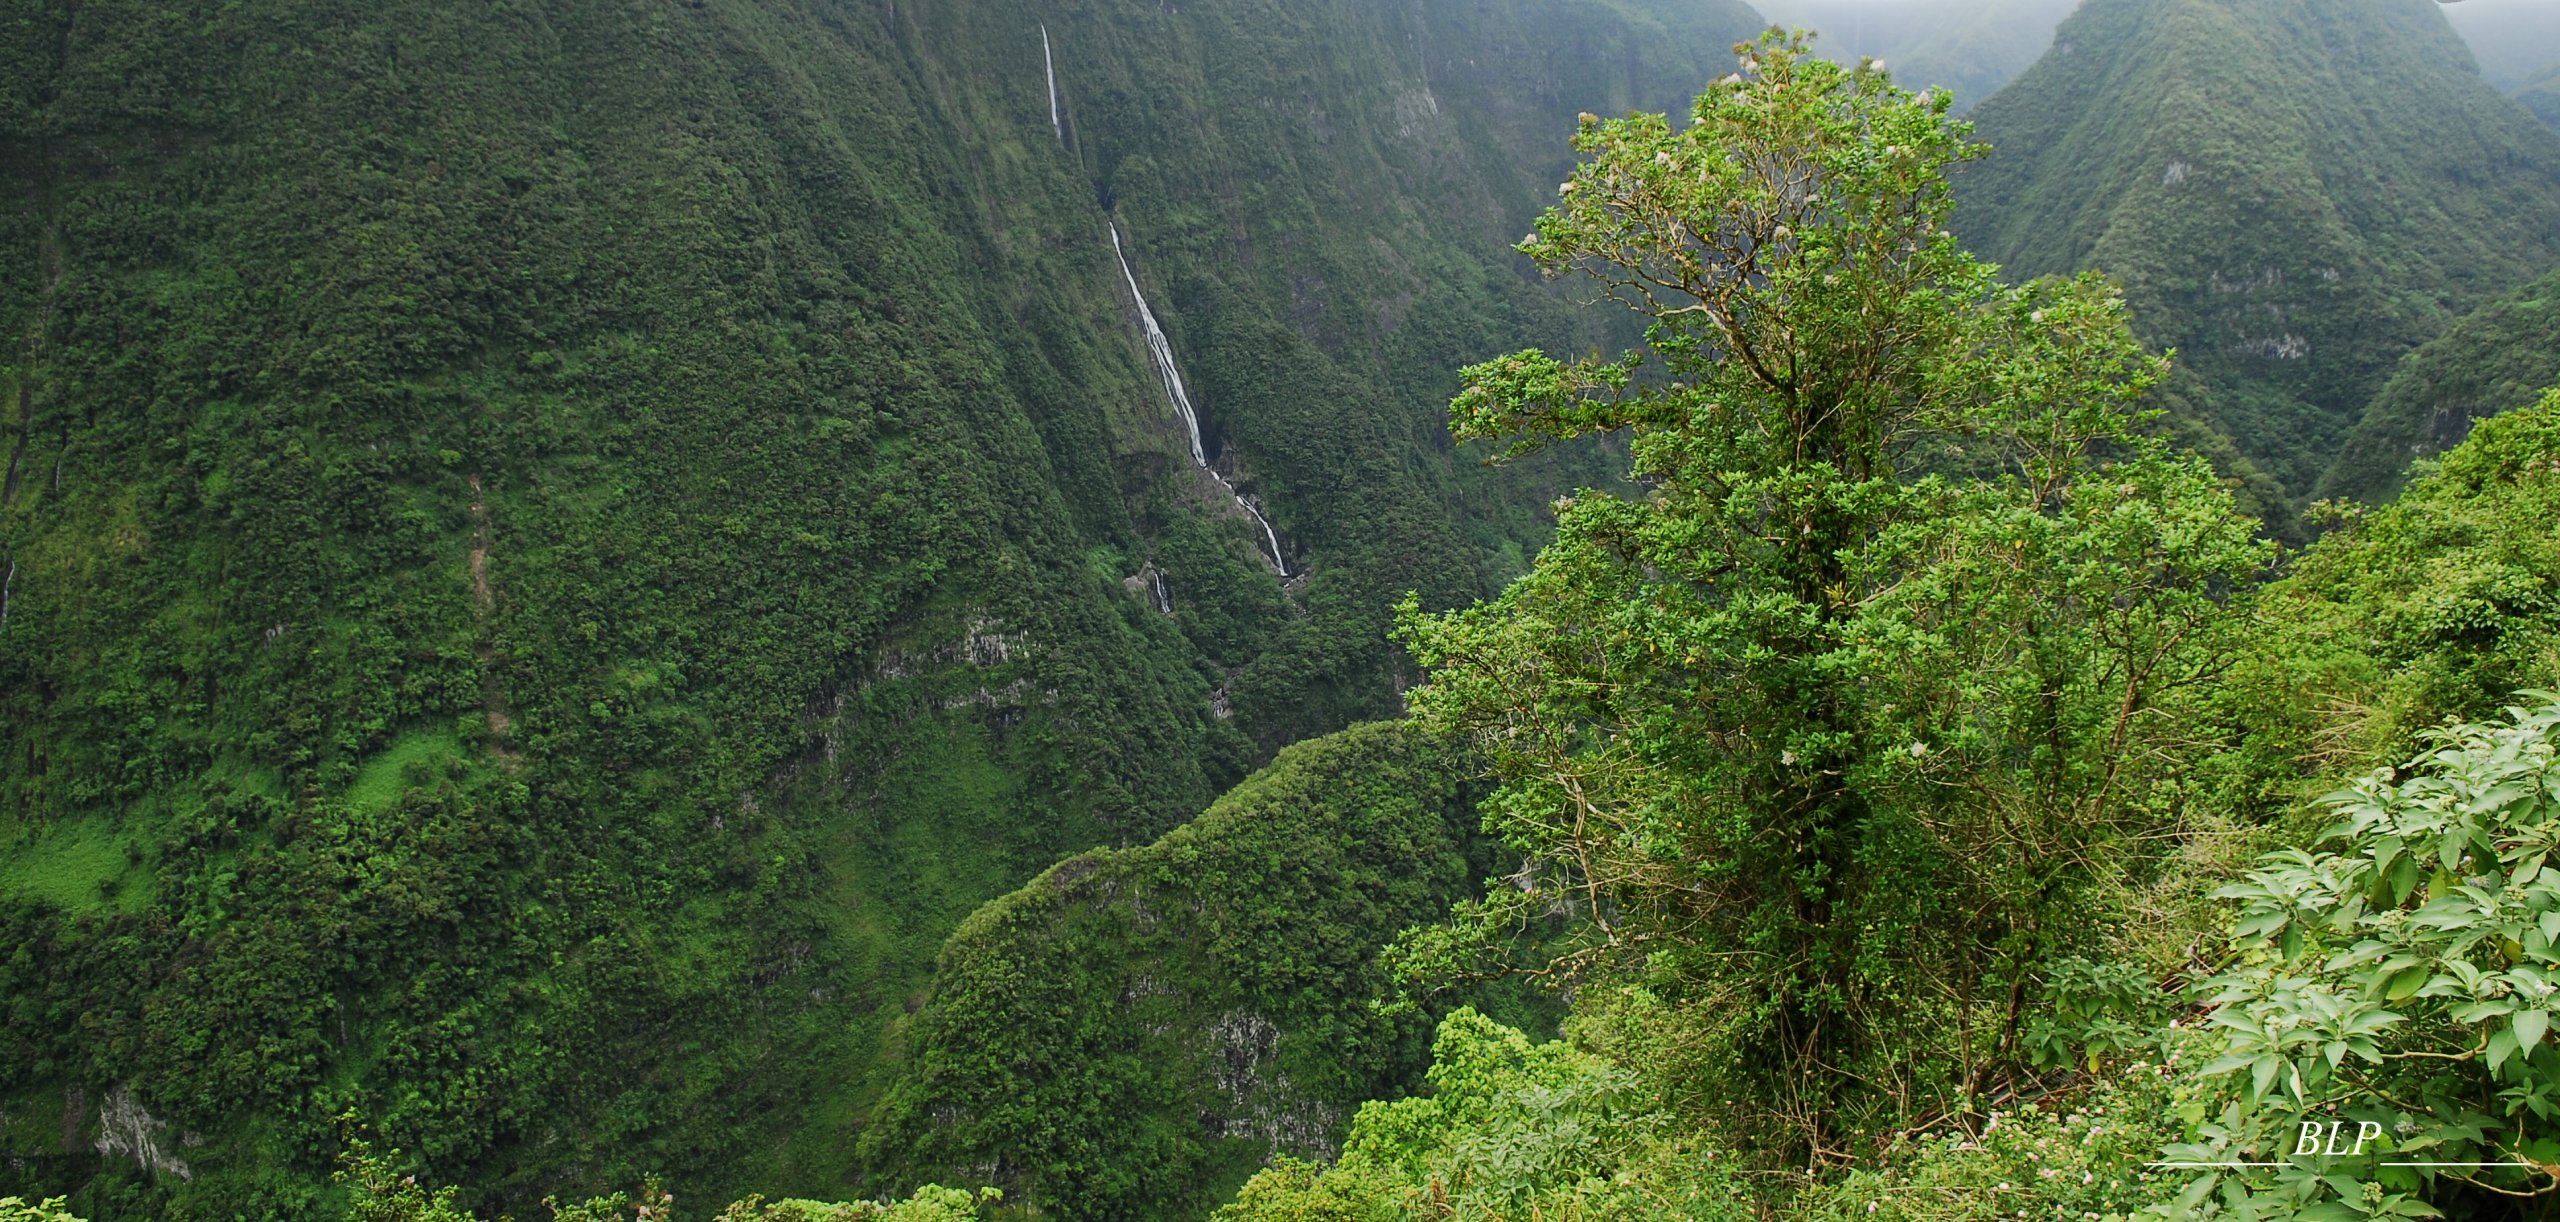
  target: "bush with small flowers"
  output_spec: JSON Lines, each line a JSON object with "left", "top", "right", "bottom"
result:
{"left": 1792, "top": 1057, "right": 2184, "bottom": 1222}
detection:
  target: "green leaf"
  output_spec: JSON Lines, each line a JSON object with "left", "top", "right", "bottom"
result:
{"left": 2488, "top": 1026, "right": 2520, "bottom": 1074}
{"left": 2516, "top": 1008, "right": 2549, "bottom": 1053}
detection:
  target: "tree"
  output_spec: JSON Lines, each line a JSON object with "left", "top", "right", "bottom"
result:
{"left": 1394, "top": 30, "right": 2269, "bottom": 1162}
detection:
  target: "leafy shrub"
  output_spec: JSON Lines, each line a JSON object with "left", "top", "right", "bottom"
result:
{"left": 1216, "top": 1008, "right": 1753, "bottom": 1222}
{"left": 1793, "top": 1062, "right": 2184, "bottom": 1222}
{"left": 333, "top": 1118, "right": 996, "bottom": 1222}
{"left": 710, "top": 1187, "right": 997, "bottom": 1222}
{"left": 2162, "top": 699, "right": 2560, "bottom": 1218}
{"left": 0, "top": 1200, "right": 85, "bottom": 1222}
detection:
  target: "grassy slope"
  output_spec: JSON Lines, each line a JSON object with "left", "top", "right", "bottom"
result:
{"left": 1957, "top": 0, "right": 2560, "bottom": 510}
{"left": 0, "top": 0, "right": 1759, "bottom": 1217}
{"left": 2318, "top": 268, "right": 2560, "bottom": 502}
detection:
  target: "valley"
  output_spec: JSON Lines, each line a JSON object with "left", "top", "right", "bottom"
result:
{"left": 4, "top": 2, "right": 2560, "bottom": 1220}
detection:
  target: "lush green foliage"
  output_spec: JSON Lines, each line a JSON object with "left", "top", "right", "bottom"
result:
{"left": 0, "top": 0, "right": 1761, "bottom": 1216}
{"left": 864, "top": 722, "right": 1538, "bottom": 1221}
{"left": 2240, "top": 391, "right": 2560, "bottom": 772}
{"left": 1259, "top": 381, "right": 2560, "bottom": 1221}
{"left": 1395, "top": 31, "right": 2266, "bottom": 1159}
{"left": 335, "top": 1127, "right": 998, "bottom": 1222}
{"left": 1789, "top": 1065, "right": 2184, "bottom": 1221}
{"left": 1960, "top": 0, "right": 2560, "bottom": 509}
{"left": 2163, "top": 700, "right": 2560, "bottom": 1219}
{"left": 0, "top": 1200, "right": 83, "bottom": 1222}
{"left": 1215, "top": 1008, "right": 1754, "bottom": 1222}
{"left": 10, "top": 0, "right": 2560, "bottom": 1217}
{"left": 2322, "top": 274, "right": 2560, "bottom": 503}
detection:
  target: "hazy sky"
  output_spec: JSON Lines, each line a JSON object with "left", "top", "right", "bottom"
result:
{"left": 1750, "top": 0, "right": 2559, "bottom": 93}
{"left": 2438, "top": 0, "right": 2560, "bottom": 86}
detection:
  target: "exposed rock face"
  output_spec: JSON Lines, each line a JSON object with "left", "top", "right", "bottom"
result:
{"left": 1205, "top": 1010, "right": 1344, "bottom": 1157}
{"left": 92, "top": 1086, "right": 190, "bottom": 1182}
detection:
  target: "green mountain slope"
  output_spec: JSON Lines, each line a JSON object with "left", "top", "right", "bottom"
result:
{"left": 2520, "top": 62, "right": 2560, "bottom": 131}
{"left": 0, "top": 0, "right": 1757, "bottom": 1217}
{"left": 864, "top": 722, "right": 1526, "bottom": 1222}
{"left": 1957, "top": 0, "right": 2560, "bottom": 507}
{"left": 2318, "top": 268, "right": 2560, "bottom": 502}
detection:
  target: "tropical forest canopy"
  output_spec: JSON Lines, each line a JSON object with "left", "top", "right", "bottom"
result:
{"left": 5, "top": 2, "right": 2560, "bottom": 1221}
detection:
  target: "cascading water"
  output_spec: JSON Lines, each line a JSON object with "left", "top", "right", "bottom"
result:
{"left": 1041, "top": 24, "right": 1062, "bottom": 142}
{"left": 1046, "top": 24, "right": 1285, "bottom": 576}
{"left": 1110, "top": 223, "right": 1290, "bottom": 576}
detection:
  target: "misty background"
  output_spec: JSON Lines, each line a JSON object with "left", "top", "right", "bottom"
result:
{"left": 1745, "top": 0, "right": 2559, "bottom": 109}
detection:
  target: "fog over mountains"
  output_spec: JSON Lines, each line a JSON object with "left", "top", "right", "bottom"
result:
{"left": 1755, "top": 0, "right": 2559, "bottom": 111}
{"left": 2437, "top": 0, "right": 2560, "bottom": 88}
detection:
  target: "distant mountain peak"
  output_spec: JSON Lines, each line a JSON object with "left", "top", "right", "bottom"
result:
{"left": 1959, "top": 0, "right": 2560, "bottom": 507}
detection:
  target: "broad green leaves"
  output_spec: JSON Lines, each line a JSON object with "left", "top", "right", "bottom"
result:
{"left": 2166, "top": 700, "right": 2560, "bottom": 1215}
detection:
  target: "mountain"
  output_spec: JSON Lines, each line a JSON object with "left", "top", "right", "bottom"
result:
{"left": 0, "top": 0, "right": 1758, "bottom": 1217}
{"left": 863, "top": 722, "right": 1532, "bottom": 1221}
{"left": 2520, "top": 62, "right": 2560, "bottom": 131}
{"left": 2437, "top": 0, "right": 2560, "bottom": 89}
{"left": 1957, "top": 0, "right": 2560, "bottom": 508}
{"left": 1749, "top": 0, "right": 2081, "bottom": 109}
{"left": 2319, "top": 267, "right": 2560, "bottom": 502}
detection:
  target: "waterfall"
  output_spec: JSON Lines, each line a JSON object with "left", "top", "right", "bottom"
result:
{"left": 1042, "top": 25, "right": 1062, "bottom": 142}
{"left": 1110, "top": 223, "right": 1290, "bottom": 576}
{"left": 0, "top": 555, "right": 13, "bottom": 632}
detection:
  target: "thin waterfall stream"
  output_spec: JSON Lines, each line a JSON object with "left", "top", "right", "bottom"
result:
{"left": 1110, "top": 224, "right": 1290, "bottom": 576}
{"left": 1047, "top": 23, "right": 1286, "bottom": 576}
{"left": 1041, "top": 24, "right": 1062, "bottom": 142}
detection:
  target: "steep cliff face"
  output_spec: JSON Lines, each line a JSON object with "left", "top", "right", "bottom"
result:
{"left": 0, "top": 0, "right": 1755, "bottom": 1216}
{"left": 1957, "top": 0, "right": 2560, "bottom": 508}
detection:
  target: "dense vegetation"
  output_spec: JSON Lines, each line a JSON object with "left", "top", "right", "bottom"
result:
{"left": 1397, "top": 36, "right": 2268, "bottom": 1157}
{"left": 2320, "top": 268, "right": 2560, "bottom": 503}
{"left": 0, "top": 0, "right": 1766, "bottom": 1216}
{"left": 10, "top": 1, "right": 2560, "bottom": 1220}
{"left": 1221, "top": 34, "right": 2560, "bottom": 1222}
{"left": 1957, "top": 0, "right": 2560, "bottom": 513}
{"left": 863, "top": 723, "right": 1536, "bottom": 1221}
